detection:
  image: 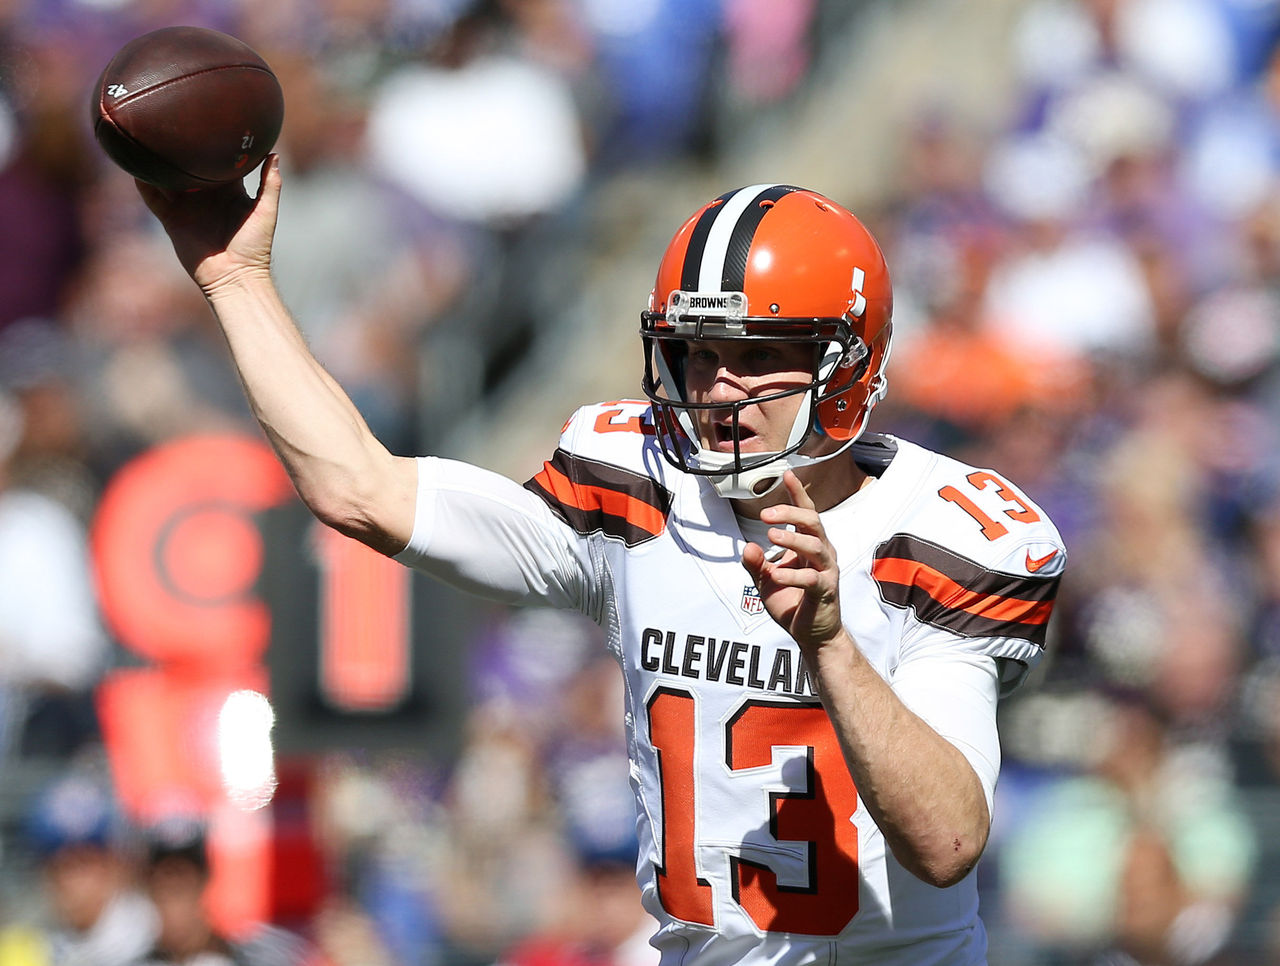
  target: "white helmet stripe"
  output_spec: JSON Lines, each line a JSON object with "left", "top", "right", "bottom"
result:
{"left": 697, "top": 184, "right": 778, "bottom": 292}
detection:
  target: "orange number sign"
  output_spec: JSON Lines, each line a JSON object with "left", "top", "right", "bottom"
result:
{"left": 938, "top": 470, "right": 1040, "bottom": 541}
{"left": 648, "top": 688, "right": 860, "bottom": 935}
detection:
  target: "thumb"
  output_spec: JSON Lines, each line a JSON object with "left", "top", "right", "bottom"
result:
{"left": 742, "top": 542, "right": 768, "bottom": 585}
{"left": 251, "top": 153, "right": 282, "bottom": 224}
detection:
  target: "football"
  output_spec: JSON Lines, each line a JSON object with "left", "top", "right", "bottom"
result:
{"left": 91, "top": 25, "right": 284, "bottom": 192}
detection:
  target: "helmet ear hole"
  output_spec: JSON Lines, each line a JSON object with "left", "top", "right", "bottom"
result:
{"left": 838, "top": 339, "right": 870, "bottom": 379}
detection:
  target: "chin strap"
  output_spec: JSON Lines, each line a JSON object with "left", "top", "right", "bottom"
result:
{"left": 698, "top": 439, "right": 863, "bottom": 499}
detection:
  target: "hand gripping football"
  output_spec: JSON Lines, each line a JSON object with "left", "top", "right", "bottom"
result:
{"left": 91, "top": 25, "right": 284, "bottom": 192}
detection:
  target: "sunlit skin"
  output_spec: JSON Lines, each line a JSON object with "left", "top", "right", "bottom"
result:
{"left": 681, "top": 338, "right": 868, "bottom": 516}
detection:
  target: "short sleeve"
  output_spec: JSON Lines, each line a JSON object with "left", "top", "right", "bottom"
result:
{"left": 394, "top": 456, "right": 599, "bottom": 614}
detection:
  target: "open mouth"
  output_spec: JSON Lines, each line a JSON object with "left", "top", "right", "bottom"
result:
{"left": 712, "top": 422, "right": 760, "bottom": 452}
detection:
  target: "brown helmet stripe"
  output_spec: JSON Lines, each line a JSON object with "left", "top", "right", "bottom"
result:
{"left": 720, "top": 184, "right": 801, "bottom": 291}
{"left": 680, "top": 189, "right": 735, "bottom": 292}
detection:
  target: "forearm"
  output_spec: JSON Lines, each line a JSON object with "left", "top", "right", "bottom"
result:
{"left": 205, "top": 269, "right": 414, "bottom": 554}
{"left": 808, "top": 631, "right": 990, "bottom": 888}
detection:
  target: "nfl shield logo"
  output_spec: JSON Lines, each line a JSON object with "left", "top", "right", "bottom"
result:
{"left": 741, "top": 584, "right": 765, "bottom": 615}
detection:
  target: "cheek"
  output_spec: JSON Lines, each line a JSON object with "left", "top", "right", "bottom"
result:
{"left": 760, "top": 382, "right": 808, "bottom": 417}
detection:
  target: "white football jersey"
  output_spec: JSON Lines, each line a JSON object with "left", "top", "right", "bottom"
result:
{"left": 396, "top": 400, "right": 1066, "bottom": 965}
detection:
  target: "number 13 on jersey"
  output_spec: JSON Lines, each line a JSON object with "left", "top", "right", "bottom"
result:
{"left": 647, "top": 687, "right": 861, "bottom": 935}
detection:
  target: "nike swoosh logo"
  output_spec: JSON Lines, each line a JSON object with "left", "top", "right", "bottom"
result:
{"left": 1025, "top": 549, "right": 1059, "bottom": 573}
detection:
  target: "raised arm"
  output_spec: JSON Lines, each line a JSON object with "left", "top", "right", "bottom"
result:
{"left": 137, "top": 156, "right": 417, "bottom": 555}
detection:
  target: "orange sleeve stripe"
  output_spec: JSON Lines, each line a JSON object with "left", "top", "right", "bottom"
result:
{"left": 872, "top": 555, "right": 1053, "bottom": 626}
{"left": 533, "top": 461, "right": 666, "bottom": 537}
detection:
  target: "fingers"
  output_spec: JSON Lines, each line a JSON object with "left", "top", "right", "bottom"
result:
{"left": 760, "top": 474, "right": 830, "bottom": 551}
{"left": 761, "top": 471, "right": 818, "bottom": 524}
{"left": 756, "top": 563, "right": 828, "bottom": 594}
{"left": 742, "top": 535, "right": 830, "bottom": 601}
{"left": 782, "top": 470, "right": 815, "bottom": 510}
{"left": 755, "top": 470, "right": 838, "bottom": 577}
{"left": 764, "top": 526, "right": 827, "bottom": 564}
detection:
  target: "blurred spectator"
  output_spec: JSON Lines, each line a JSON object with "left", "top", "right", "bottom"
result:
{"left": 1011, "top": 0, "right": 1237, "bottom": 111}
{"left": 998, "top": 692, "right": 1257, "bottom": 964}
{"left": 434, "top": 705, "right": 565, "bottom": 958}
{"left": 981, "top": 131, "right": 1158, "bottom": 362}
{"left": 17, "top": 771, "right": 158, "bottom": 966}
{"left": 0, "top": 318, "right": 95, "bottom": 516}
{"left": 1182, "top": 41, "right": 1280, "bottom": 223}
{"left": 0, "top": 27, "right": 91, "bottom": 334}
{"left": 310, "top": 755, "right": 447, "bottom": 966}
{"left": 0, "top": 355, "right": 106, "bottom": 759}
{"left": 61, "top": 226, "right": 251, "bottom": 473}
{"left": 364, "top": 1, "right": 586, "bottom": 225}
{"left": 267, "top": 51, "right": 474, "bottom": 453}
{"left": 721, "top": 0, "right": 818, "bottom": 111}
{"left": 496, "top": 656, "right": 654, "bottom": 966}
{"left": 495, "top": 847, "right": 653, "bottom": 966}
{"left": 543, "top": 656, "right": 632, "bottom": 870}
{"left": 1070, "top": 374, "right": 1250, "bottom": 730}
{"left": 571, "top": 0, "right": 722, "bottom": 167}
{"left": 137, "top": 817, "right": 311, "bottom": 966}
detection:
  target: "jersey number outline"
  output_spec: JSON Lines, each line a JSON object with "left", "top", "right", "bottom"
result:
{"left": 938, "top": 470, "right": 1040, "bottom": 541}
{"left": 647, "top": 687, "right": 860, "bottom": 936}
{"left": 594, "top": 403, "right": 657, "bottom": 436}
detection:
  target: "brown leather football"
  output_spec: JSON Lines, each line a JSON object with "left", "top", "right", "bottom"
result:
{"left": 92, "top": 25, "right": 284, "bottom": 192}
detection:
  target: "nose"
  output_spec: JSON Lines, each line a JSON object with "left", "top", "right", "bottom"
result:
{"left": 706, "top": 366, "right": 750, "bottom": 406}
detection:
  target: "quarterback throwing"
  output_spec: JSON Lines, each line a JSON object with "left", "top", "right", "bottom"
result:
{"left": 140, "top": 168, "right": 1065, "bottom": 965}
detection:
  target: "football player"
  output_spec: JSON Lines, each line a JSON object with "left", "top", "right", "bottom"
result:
{"left": 140, "top": 163, "right": 1065, "bottom": 965}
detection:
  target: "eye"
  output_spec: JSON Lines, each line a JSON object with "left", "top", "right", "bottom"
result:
{"left": 688, "top": 346, "right": 719, "bottom": 366}
{"left": 746, "top": 346, "right": 778, "bottom": 363}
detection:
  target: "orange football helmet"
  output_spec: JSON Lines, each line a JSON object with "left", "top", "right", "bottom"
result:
{"left": 640, "top": 184, "right": 893, "bottom": 497}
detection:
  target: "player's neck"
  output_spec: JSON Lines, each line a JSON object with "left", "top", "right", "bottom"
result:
{"left": 730, "top": 453, "right": 869, "bottom": 519}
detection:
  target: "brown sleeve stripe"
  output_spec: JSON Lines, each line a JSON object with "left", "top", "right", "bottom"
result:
{"left": 872, "top": 534, "right": 1059, "bottom": 647}
{"left": 524, "top": 449, "right": 672, "bottom": 547}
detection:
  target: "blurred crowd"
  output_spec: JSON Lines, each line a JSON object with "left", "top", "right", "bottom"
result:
{"left": 4, "top": 0, "right": 1280, "bottom": 964}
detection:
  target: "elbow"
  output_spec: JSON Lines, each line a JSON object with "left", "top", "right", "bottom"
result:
{"left": 895, "top": 828, "right": 989, "bottom": 890}
{"left": 294, "top": 452, "right": 413, "bottom": 557}
{"left": 308, "top": 495, "right": 366, "bottom": 538}
{"left": 310, "top": 500, "right": 394, "bottom": 555}
{"left": 913, "top": 851, "right": 982, "bottom": 890}
{"left": 304, "top": 485, "right": 398, "bottom": 555}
